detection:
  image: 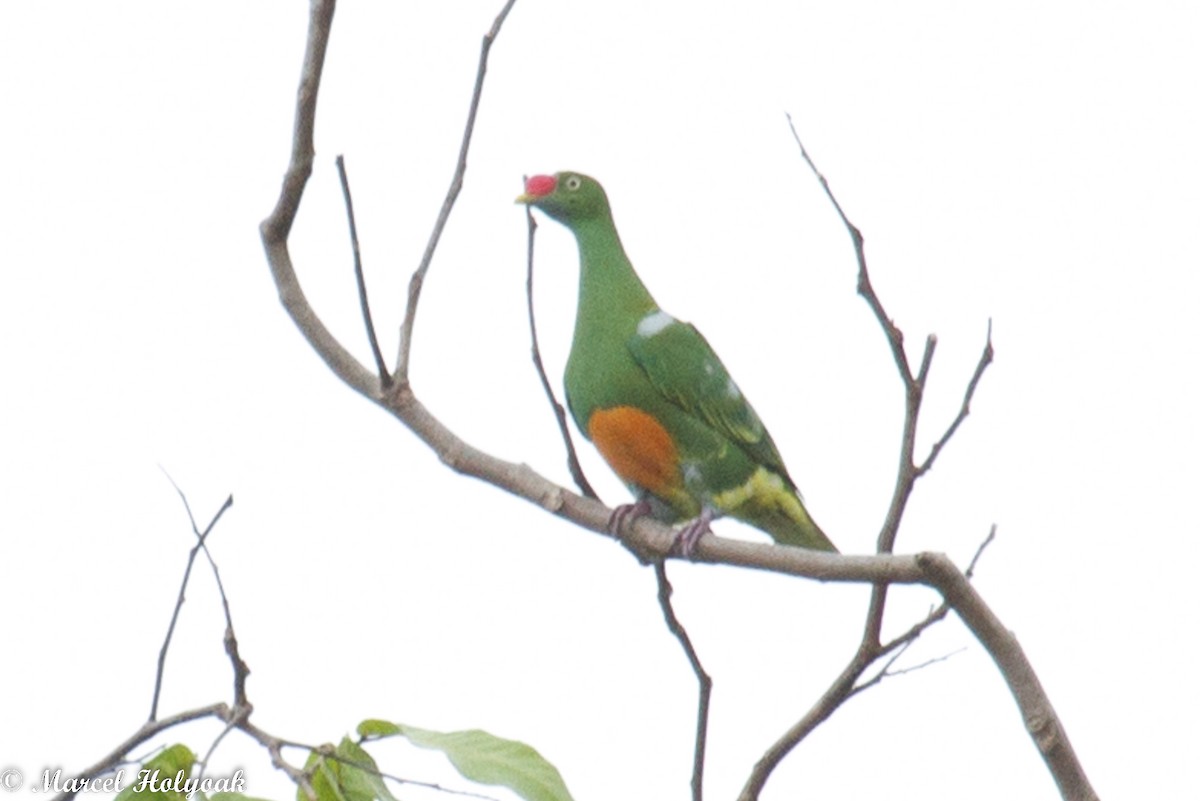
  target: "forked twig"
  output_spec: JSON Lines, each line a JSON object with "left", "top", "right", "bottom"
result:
{"left": 917, "top": 319, "right": 995, "bottom": 476}
{"left": 738, "top": 123, "right": 1096, "bottom": 801}
{"left": 150, "top": 475, "right": 234, "bottom": 721}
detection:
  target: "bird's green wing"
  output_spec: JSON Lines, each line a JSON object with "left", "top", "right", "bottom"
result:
{"left": 627, "top": 312, "right": 790, "bottom": 480}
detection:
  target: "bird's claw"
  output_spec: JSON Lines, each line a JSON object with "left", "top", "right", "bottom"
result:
{"left": 674, "top": 509, "right": 714, "bottom": 560}
{"left": 607, "top": 498, "right": 652, "bottom": 538}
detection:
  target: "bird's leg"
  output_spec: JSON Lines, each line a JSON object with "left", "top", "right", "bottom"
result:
{"left": 607, "top": 497, "right": 652, "bottom": 538}
{"left": 675, "top": 507, "right": 715, "bottom": 560}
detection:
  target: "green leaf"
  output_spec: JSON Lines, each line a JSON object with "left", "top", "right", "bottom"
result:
{"left": 208, "top": 794, "right": 275, "bottom": 801}
{"left": 356, "top": 719, "right": 401, "bottom": 738}
{"left": 300, "top": 738, "right": 395, "bottom": 801}
{"left": 115, "top": 744, "right": 196, "bottom": 801}
{"left": 362, "top": 721, "right": 574, "bottom": 801}
{"left": 335, "top": 739, "right": 398, "bottom": 801}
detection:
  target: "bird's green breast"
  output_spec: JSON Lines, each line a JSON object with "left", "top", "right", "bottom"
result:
{"left": 562, "top": 216, "right": 659, "bottom": 432}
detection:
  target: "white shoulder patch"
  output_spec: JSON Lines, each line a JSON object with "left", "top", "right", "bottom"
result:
{"left": 636, "top": 310, "right": 676, "bottom": 338}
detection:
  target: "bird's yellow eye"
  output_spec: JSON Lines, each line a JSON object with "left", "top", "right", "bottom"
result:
{"left": 565, "top": 175, "right": 582, "bottom": 191}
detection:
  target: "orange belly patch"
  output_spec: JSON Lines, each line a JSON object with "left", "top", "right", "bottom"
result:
{"left": 588, "top": 406, "right": 681, "bottom": 496}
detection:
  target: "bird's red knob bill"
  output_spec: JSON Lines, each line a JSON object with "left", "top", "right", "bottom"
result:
{"left": 524, "top": 174, "right": 557, "bottom": 197}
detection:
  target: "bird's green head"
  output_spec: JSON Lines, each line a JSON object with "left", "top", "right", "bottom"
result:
{"left": 516, "top": 172, "right": 611, "bottom": 227}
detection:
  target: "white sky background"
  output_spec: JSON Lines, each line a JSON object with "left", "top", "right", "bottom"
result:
{"left": 1, "top": 2, "right": 1197, "bottom": 800}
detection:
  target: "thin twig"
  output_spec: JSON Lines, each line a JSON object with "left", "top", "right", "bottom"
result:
{"left": 523, "top": 202, "right": 598, "bottom": 500}
{"left": 394, "top": 0, "right": 518, "bottom": 380}
{"left": 786, "top": 115, "right": 932, "bottom": 656}
{"left": 198, "top": 704, "right": 252, "bottom": 781}
{"left": 786, "top": 113, "right": 909, "bottom": 381}
{"left": 310, "top": 748, "right": 503, "bottom": 801}
{"left": 868, "top": 524, "right": 996, "bottom": 660}
{"left": 964, "top": 524, "right": 997, "bottom": 579}
{"left": 653, "top": 563, "right": 712, "bottom": 801}
{"left": 850, "top": 644, "right": 966, "bottom": 698}
{"left": 50, "top": 704, "right": 230, "bottom": 801}
{"left": 150, "top": 476, "right": 234, "bottom": 721}
{"left": 232, "top": 718, "right": 319, "bottom": 799}
{"left": 849, "top": 639, "right": 916, "bottom": 698}
{"left": 883, "top": 647, "right": 966, "bottom": 678}
{"left": 169, "top": 486, "right": 251, "bottom": 709}
{"left": 336, "top": 154, "right": 391, "bottom": 388}
{"left": 915, "top": 334, "right": 937, "bottom": 388}
{"left": 917, "top": 319, "right": 994, "bottom": 476}
{"left": 177, "top": 489, "right": 253, "bottom": 776}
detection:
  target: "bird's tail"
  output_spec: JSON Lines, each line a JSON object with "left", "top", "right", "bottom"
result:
{"left": 729, "top": 469, "right": 838, "bottom": 552}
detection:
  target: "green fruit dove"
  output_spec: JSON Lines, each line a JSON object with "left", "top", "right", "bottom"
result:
{"left": 517, "top": 172, "right": 836, "bottom": 556}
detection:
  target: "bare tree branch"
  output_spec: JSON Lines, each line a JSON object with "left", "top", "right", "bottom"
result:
{"left": 257, "top": 5, "right": 1095, "bottom": 801}
{"left": 786, "top": 114, "right": 910, "bottom": 382}
{"left": 232, "top": 718, "right": 319, "bottom": 799}
{"left": 736, "top": 122, "right": 1096, "bottom": 801}
{"left": 651, "top": 562, "right": 713, "bottom": 801}
{"left": 739, "top": 121, "right": 992, "bottom": 798}
{"left": 50, "top": 704, "right": 231, "bottom": 801}
{"left": 150, "top": 478, "right": 234, "bottom": 721}
{"left": 394, "top": 0, "right": 518, "bottom": 381}
{"left": 917, "top": 319, "right": 995, "bottom": 477}
{"left": 336, "top": 154, "right": 391, "bottom": 388}
{"left": 261, "top": 0, "right": 376, "bottom": 399}
{"left": 919, "top": 553, "right": 1096, "bottom": 801}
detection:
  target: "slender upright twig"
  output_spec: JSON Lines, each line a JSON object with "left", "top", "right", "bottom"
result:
{"left": 653, "top": 563, "right": 712, "bottom": 801}
{"left": 394, "top": 0, "right": 518, "bottom": 380}
{"left": 523, "top": 204, "right": 598, "bottom": 500}
{"left": 149, "top": 479, "right": 234, "bottom": 722}
{"left": 336, "top": 154, "right": 391, "bottom": 387}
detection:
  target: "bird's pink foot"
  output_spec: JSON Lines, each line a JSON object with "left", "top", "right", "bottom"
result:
{"left": 675, "top": 508, "right": 715, "bottom": 559}
{"left": 608, "top": 497, "right": 652, "bottom": 538}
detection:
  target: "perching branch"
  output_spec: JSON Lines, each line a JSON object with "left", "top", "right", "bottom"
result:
{"left": 258, "top": 5, "right": 1096, "bottom": 801}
